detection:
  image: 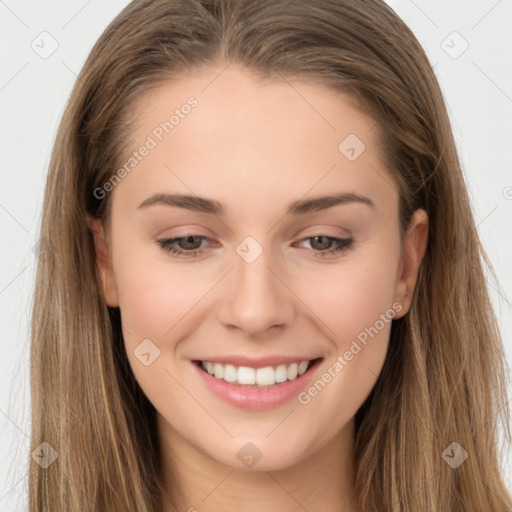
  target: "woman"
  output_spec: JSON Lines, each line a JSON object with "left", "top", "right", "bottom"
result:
{"left": 29, "top": 0, "right": 512, "bottom": 510}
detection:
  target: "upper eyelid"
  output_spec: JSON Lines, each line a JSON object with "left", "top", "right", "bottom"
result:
{"left": 158, "top": 225, "right": 352, "bottom": 241}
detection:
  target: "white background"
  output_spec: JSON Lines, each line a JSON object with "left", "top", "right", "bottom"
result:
{"left": 1, "top": 0, "right": 511, "bottom": 508}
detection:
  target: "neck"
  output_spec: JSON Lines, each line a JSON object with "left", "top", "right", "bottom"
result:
{"left": 158, "top": 416, "right": 358, "bottom": 512}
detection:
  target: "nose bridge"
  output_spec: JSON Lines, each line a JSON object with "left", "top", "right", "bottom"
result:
{"left": 217, "top": 234, "right": 294, "bottom": 337}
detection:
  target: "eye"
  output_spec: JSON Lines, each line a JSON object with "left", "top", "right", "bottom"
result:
{"left": 156, "top": 235, "right": 212, "bottom": 259}
{"left": 295, "top": 235, "right": 354, "bottom": 258}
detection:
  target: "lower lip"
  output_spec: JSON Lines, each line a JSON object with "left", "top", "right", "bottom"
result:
{"left": 192, "top": 359, "right": 322, "bottom": 410}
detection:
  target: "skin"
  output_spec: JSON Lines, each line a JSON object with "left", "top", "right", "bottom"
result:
{"left": 89, "top": 63, "right": 428, "bottom": 512}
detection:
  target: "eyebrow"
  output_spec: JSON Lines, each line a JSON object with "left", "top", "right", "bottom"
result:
{"left": 137, "top": 192, "right": 375, "bottom": 215}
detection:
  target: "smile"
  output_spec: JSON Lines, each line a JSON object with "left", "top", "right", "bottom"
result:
{"left": 198, "top": 359, "right": 314, "bottom": 387}
{"left": 192, "top": 357, "right": 323, "bottom": 409}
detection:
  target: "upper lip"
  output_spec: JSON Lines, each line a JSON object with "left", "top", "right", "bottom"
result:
{"left": 193, "top": 355, "right": 322, "bottom": 369}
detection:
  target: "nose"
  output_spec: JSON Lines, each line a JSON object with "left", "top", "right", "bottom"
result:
{"left": 217, "top": 240, "right": 295, "bottom": 339}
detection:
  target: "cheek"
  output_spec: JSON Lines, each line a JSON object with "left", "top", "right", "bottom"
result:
{"left": 293, "top": 266, "right": 397, "bottom": 424}
{"left": 112, "top": 237, "right": 207, "bottom": 338}
{"left": 297, "top": 250, "right": 400, "bottom": 340}
{"left": 111, "top": 245, "right": 207, "bottom": 402}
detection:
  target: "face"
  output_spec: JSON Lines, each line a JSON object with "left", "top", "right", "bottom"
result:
{"left": 90, "top": 63, "right": 428, "bottom": 472}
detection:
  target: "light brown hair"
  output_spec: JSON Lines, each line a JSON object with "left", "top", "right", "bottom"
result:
{"left": 29, "top": 0, "right": 512, "bottom": 510}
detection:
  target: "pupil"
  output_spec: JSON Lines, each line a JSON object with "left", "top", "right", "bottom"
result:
{"left": 313, "top": 236, "right": 331, "bottom": 250}
{"left": 181, "top": 236, "right": 200, "bottom": 250}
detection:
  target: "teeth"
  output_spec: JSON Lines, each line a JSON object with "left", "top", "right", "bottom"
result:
{"left": 275, "top": 364, "right": 288, "bottom": 383}
{"left": 256, "top": 366, "right": 274, "bottom": 386}
{"left": 200, "top": 360, "right": 313, "bottom": 386}
{"left": 298, "top": 361, "right": 308, "bottom": 375}
{"left": 223, "top": 364, "right": 237, "bottom": 383}
{"left": 213, "top": 363, "right": 224, "bottom": 379}
{"left": 237, "top": 366, "right": 256, "bottom": 385}
{"left": 287, "top": 363, "right": 298, "bottom": 380}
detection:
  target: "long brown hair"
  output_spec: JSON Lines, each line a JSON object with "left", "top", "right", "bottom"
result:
{"left": 29, "top": 0, "right": 512, "bottom": 510}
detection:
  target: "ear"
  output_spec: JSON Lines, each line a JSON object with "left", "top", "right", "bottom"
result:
{"left": 392, "top": 209, "right": 428, "bottom": 318}
{"left": 86, "top": 214, "right": 119, "bottom": 307}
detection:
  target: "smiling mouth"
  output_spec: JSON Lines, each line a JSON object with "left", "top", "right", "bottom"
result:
{"left": 194, "top": 358, "right": 323, "bottom": 388}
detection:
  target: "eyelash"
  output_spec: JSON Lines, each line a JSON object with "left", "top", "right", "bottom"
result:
{"left": 156, "top": 234, "right": 354, "bottom": 259}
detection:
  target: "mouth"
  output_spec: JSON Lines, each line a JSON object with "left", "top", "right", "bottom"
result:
{"left": 193, "top": 358, "right": 323, "bottom": 388}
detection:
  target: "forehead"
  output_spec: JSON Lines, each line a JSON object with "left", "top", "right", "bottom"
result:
{"left": 111, "top": 63, "right": 397, "bottom": 218}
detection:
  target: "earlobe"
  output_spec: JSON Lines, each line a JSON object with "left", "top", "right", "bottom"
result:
{"left": 393, "top": 209, "right": 429, "bottom": 317}
{"left": 86, "top": 214, "right": 120, "bottom": 307}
